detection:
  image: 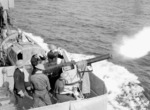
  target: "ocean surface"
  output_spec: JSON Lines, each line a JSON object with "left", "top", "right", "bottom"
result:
{"left": 11, "top": 0, "right": 150, "bottom": 100}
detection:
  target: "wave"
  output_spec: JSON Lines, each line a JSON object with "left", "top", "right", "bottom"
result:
{"left": 23, "top": 31, "right": 149, "bottom": 110}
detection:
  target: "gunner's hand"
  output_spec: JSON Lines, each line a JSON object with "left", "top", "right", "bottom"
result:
{"left": 27, "top": 86, "right": 31, "bottom": 91}
{"left": 57, "top": 47, "right": 63, "bottom": 55}
{"left": 18, "top": 90, "right": 25, "bottom": 97}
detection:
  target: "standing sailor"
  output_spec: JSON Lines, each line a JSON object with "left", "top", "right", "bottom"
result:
{"left": 0, "top": 3, "right": 4, "bottom": 34}
{"left": 46, "top": 51, "right": 63, "bottom": 91}
{"left": 0, "top": 0, "right": 14, "bottom": 38}
{"left": 13, "top": 60, "right": 32, "bottom": 110}
{"left": 30, "top": 63, "right": 52, "bottom": 108}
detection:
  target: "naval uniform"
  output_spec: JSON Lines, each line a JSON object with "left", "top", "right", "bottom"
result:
{"left": 31, "top": 71, "right": 52, "bottom": 107}
{"left": 13, "top": 68, "right": 33, "bottom": 110}
{"left": 54, "top": 79, "right": 75, "bottom": 103}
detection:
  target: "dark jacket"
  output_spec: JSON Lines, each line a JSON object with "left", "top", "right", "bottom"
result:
{"left": 0, "top": 6, "right": 4, "bottom": 29}
{"left": 13, "top": 68, "right": 25, "bottom": 94}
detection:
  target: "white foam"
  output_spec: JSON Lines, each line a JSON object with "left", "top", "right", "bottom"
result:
{"left": 23, "top": 32, "right": 50, "bottom": 52}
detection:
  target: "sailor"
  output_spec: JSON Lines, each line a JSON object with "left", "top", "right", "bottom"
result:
{"left": 46, "top": 51, "right": 63, "bottom": 90}
{"left": 0, "top": 3, "right": 5, "bottom": 38}
{"left": 0, "top": 3, "right": 3, "bottom": 30}
{"left": 13, "top": 60, "right": 33, "bottom": 110}
{"left": 31, "top": 51, "right": 46, "bottom": 75}
{"left": 30, "top": 63, "right": 52, "bottom": 108}
{"left": 54, "top": 64, "right": 84, "bottom": 103}
{"left": 54, "top": 72, "right": 76, "bottom": 103}
{"left": 30, "top": 54, "right": 40, "bottom": 75}
{"left": 47, "top": 50, "right": 62, "bottom": 65}
{"left": 46, "top": 46, "right": 69, "bottom": 89}
{"left": 48, "top": 44, "right": 71, "bottom": 64}
{"left": 0, "top": 0, "right": 12, "bottom": 39}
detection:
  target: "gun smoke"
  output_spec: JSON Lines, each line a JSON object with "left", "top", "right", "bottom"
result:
{"left": 117, "top": 27, "right": 150, "bottom": 59}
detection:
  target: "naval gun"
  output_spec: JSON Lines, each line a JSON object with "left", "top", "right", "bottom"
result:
{"left": 44, "top": 53, "right": 112, "bottom": 74}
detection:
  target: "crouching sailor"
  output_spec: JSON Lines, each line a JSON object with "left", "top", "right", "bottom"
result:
{"left": 54, "top": 65, "right": 84, "bottom": 103}
{"left": 30, "top": 63, "right": 52, "bottom": 108}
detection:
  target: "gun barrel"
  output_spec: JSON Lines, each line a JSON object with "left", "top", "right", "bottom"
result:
{"left": 86, "top": 54, "right": 111, "bottom": 65}
{"left": 44, "top": 54, "right": 111, "bottom": 74}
